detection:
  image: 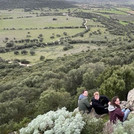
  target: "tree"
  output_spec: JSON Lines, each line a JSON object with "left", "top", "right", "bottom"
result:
{"left": 14, "top": 51, "right": 19, "bottom": 55}
{"left": 30, "top": 51, "right": 35, "bottom": 56}
{"left": 6, "top": 42, "right": 14, "bottom": 47}
{"left": 40, "top": 55, "right": 45, "bottom": 61}
{"left": 36, "top": 90, "right": 71, "bottom": 114}
{"left": 21, "top": 50, "right": 28, "bottom": 55}
{"left": 53, "top": 18, "right": 57, "bottom": 21}
{"left": 20, "top": 59, "right": 30, "bottom": 64}
{"left": 98, "top": 65, "right": 134, "bottom": 100}
{"left": 83, "top": 71, "right": 96, "bottom": 90}
{"left": 99, "top": 73, "right": 125, "bottom": 99}
{"left": 63, "top": 32, "right": 67, "bottom": 36}
{"left": 39, "top": 38, "right": 43, "bottom": 42}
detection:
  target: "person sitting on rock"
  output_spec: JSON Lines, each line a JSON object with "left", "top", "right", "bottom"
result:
{"left": 108, "top": 96, "right": 130, "bottom": 124}
{"left": 78, "top": 90, "right": 92, "bottom": 113}
{"left": 91, "top": 91, "right": 109, "bottom": 115}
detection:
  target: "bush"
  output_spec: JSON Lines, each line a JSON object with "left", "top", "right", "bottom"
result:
{"left": 14, "top": 51, "right": 19, "bottom": 55}
{"left": 81, "top": 114, "right": 104, "bottom": 134}
{"left": 6, "top": 42, "right": 14, "bottom": 47}
{"left": 20, "top": 59, "right": 30, "bottom": 64}
{"left": 20, "top": 107, "right": 85, "bottom": 134}
{"left": 36, "top": 90, "right": 71, "bottom": 114}
{"left": 103, "top": 121, "right": 114, "bottom": 134}
{"left": 21, "top": 50, "right": 28, "bottom": 55}
{"left": 40, "top": 55, "right": 45, "bottom": 61}
{"left": 113, "top": 115, "right": 134, "bottom": 134}
{"left": 63, "top": 45, "right": 73, "bottom": 51}
{"left": 63, "top": 32, "right": 67, "bottom": 36}
{"left": 30, "top": 51, "right": 35, "bottom": 56}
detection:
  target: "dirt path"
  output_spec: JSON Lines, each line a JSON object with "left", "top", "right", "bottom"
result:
{"left": 84, "top": 19, "right": 88, "bottom": 30}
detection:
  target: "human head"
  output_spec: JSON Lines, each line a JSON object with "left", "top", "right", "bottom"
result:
{"left": 111, "top": 96, "right": 120, "bottom": 107}
{"left": 94, "top": 92, "right": 100, "bottom": 100}
{"left": 82, "top": 90, "right": 88, "bottom": 97}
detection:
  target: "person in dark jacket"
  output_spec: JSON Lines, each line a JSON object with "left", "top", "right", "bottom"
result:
{"left": 108, "top": 96, "right": 130, "bottom": 124}
{"left": 91, "top": 92, "right": 109, "bottom": 115}
{"left": 78, "top": 90, "right": 92, "bottom": 113}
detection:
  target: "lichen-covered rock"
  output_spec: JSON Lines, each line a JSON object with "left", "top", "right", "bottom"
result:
{"left": 127, "top": 88, "right": 134, "bottom": 102}
{"left": 120, "top": 89, "right": 134, "bottom": 111}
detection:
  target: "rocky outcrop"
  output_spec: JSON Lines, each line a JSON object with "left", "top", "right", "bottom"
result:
{"left": 121, "top": 88, "right": 134, "bottom": 112}
{"left": 127, "top": 88, "right": 134, "bottom": 102}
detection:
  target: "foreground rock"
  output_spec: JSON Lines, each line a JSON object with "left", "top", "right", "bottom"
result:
{"left": 121, "top": 88, "right": 134, "bottom": 111}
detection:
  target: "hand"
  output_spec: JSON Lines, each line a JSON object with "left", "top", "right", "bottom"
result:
{"left": 108, "top": 102, "right": 111, "bottom": 105}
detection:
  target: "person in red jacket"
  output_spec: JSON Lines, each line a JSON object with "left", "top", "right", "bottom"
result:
{"left": 108, "top": 96, "right": 130, "bottom": 124}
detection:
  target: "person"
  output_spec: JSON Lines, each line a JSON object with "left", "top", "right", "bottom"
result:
{"left": 78, "top": 90, "right": 92, "bottom": 113}
{"left": 108, "top": 96, "right": 130, "bottom": 124}
{"left": 91, "top": 91, "right": 109, "bottom": 115}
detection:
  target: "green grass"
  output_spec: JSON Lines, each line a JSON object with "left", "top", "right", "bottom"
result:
{"left": 0, "top": 9, "right": 84, "bottom": 46}
{"left": 0, "top": 16, "right": 83, "bottom": 30}
{"left": 86, "top": 19, "right": 104, "bottom": 26}
{"left": 0, "top": 28, "right": 85, "bottom": 46}
{"left": 0, "top": 9, "right": 34, "bottom": 18}
{"left": 0, "top": 44, "right": 102, "bottom": 64}
{"left": 116, "top": 7, "right": 131, "bottom": 12}
{"left": 95, "top": 8, "right": 127, "bottom": 15}
{"left": 119, "top": 21, "right": 129, "bottom": 25}
{"left": 0, "top": 7, "right": 127, "bottom": 65}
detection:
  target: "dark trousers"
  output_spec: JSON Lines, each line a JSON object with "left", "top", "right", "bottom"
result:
{"left": 96, "top": 108, "right": 108, "bottom": 115}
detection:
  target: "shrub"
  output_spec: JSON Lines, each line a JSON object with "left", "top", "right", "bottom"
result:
{"left": 6, "top": 42, "right": 14, "bottom": 47}
{"left": 21, "top": 50, "right": 28, "bottom": 55}
{"left": 63, "top": 32, "right": 67, "bottom": 36}
{"left": 20, "top": 59, "right": 30, "bottom": 64}
{"left": 81, "top": 114, "right": 104, "bottom": 134}
{"left": 63, "top": 45, "right": 73, "bottom": 51}
{"left": 20, "top": 107, "right": 85, "bottom": 134}
{"left": 30, "top": 51, "right": 35, "bottom": 56}
{"left": 14, "top": 51, "right": 19, "bottom": 55}
{"left": 113, "top": 116, "right": 134, "bottom": 134}
{"left": 103, "top": 121, "right": 114, "bottom": 134}
{"left": 50, "top": 36, "right": 55, "bottom": 39}
{"left": 40, "top": 55, "right": 45, "bottom": 61}
{"left": 36, "top": 90, "right": 71, "bottom": 114}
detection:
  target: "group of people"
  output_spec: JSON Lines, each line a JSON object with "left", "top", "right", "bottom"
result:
{"left": 78, "top": 90, "right": 131, "bottom": 124}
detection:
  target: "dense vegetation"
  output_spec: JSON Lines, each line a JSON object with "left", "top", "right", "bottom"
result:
{"left": 1, "top": 1, "right": 134, "bottom": 133}
{"left": 1, "top": 41, "right": 134, "bottom": 133}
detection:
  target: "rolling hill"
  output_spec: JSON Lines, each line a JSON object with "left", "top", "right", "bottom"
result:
{"left": 67, "top": 0, "right": 134, "bottom": 4}
{"left": 0, "top": 0, "right": 76, "bottom": 9}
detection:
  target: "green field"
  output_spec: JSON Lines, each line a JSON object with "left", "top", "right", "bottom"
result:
{"left": 0, "top": 28, "right": 85, "bottom": 46}
{"left": 0, "top": 16, "right": 83, "bottom": 29}
{"left": 0, "top": 11, "right": 85, "bottom": 45}
{"left": 95, "top": 8, "right": 127, "bottom": 15}
{"left": 116, "top": 7, "right": 131, "bottom": 12}
{"left": 0, "top": 43, "right": 103, "bottom": 64}
{"left": 0, "top": 6, "right": 130, "bottom": 64}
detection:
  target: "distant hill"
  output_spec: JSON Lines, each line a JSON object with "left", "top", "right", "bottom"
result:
{"left": 0, "top": 0, "right": 76, "bottom": 9}
{"left": 67, "top": 0, "right": 134, "bottom": 4}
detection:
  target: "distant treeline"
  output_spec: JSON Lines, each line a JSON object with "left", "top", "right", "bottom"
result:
{"left": 0, "top": 0, "right": 76, "bottom": 9}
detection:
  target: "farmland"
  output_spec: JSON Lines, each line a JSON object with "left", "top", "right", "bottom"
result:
{"left": 0, "top": 5, "right": 134, "bottom": 64}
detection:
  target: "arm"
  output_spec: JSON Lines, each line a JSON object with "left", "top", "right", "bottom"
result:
{"left": 83, "top": 98, "right": 91, "bottom": 108}
{"left": 92, "top": 101, "right": 106, "bottom": 109}
{"left": 101, "top": 95, "right": 110, "bottom": 104}
{"left": 115, "top": 108, "right": 124, "bottom": 117}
